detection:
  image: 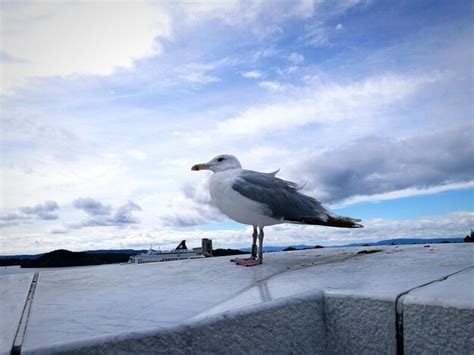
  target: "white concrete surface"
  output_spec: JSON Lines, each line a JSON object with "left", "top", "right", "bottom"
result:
{"left": 0, "top": 273, "right": 34, "bottom": 355}
{"left": 0, "top": 244, "right": 472, "bottom": 354}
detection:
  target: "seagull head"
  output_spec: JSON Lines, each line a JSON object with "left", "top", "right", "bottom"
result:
{"left": 191, "top": 154, "right": 242, "bottom": 173}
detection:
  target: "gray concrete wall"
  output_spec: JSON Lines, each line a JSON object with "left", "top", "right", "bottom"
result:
{"left": 402, "top": 268, "right": 474, "bottom": 355}
{"left": 55, "top": 293, "right": 327, "bottom": 355}
{"left": 324, "top": 295, "right": 396, "bottom": 355}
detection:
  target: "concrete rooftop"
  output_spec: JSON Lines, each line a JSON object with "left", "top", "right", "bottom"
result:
{"left": 1, "top": 243, "right": 473, "bottom": 354}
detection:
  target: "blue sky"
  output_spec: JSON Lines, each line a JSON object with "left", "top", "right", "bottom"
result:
{"left": 1, "top": 0, "right": 473, "bottom": 254}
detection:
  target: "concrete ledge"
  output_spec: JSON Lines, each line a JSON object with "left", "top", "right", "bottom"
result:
{"left": 403, "top": 268, "right": 474, "bottom": 355}
{"left": 1, "top": 244, "right": 473, "bottom": 354}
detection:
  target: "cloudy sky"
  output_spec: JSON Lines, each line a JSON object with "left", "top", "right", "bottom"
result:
{"left": 1, "top": 0, "right": 473, "bottom": 255}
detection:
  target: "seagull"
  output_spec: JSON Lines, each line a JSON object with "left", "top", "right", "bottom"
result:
{"left": 191, "top": 154, "right": 363, "bottom": 266}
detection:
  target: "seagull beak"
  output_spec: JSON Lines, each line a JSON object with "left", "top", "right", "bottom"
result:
{"left": 191, "top": 163, "right": 209, "bottom": 171}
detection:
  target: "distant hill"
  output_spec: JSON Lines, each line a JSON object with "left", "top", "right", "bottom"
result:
{"left": 212, "top": 248, "right": 246, "bottom": 257}
{"left": 0, "top": 249, "right": 146, "bottom": 263}
{"left": 0, "top": 249, "right": 134, "bottom": 268}
{"left": 0, "top": 253, "right": 44, "bottom": 260}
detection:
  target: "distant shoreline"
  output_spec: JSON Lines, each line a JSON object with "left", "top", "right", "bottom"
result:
{"left": 0, "top": 237, "right": 466, "bottom": 260}
{"left": 0, "top": 237, "right": 464, "bottom": 260}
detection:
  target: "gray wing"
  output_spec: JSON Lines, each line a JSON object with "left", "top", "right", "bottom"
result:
{"left": 232, "top": 169, "right": 330, "bottom": 222}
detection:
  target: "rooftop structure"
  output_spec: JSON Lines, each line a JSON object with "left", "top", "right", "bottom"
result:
{"left": 1, "top": 243, "right": 472, "bottom": 354}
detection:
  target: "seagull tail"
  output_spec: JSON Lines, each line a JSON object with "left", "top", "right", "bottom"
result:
{"left": 296, "top": 215, "right": 363, "bottom": 228}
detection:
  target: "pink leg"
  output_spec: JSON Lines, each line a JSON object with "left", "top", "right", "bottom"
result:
{"left": 257, "top": 226, "right": 264, "bottom": 264}
{"left": 235, "top": 227, "right": 264, "bottom": 267}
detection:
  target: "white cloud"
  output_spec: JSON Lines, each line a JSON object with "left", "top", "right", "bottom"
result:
{"left": 0, "top": 1, "right": 171, "bottom": 92}
{"left": 218, "top": 72, "right": 443, "bottom": 136}
{"left": 19, "top": 200, "right": 60, "bottom": 220}
{"left": 0, "top": 200, "right": 60, "bottom": 228}
{"left": 127, "top": 149, "right": 148, "bottom": 161}
{"left": 301, "top": 23, "right": 331, "bottom": 47}
{"left": 175, "top": 60, "right": 231, "bottom": 85}
{"left": 258, "top": 80, "right": 283, "bottom": 91}
{"left": 300, "top": 0, "right": 363, "bottom": 48}
{"left": 177, "top": 68, "right": 219, "bottom": 84}
{"left": 0, "top": 153, "right": 129, "bottom": 208}
{"left": 181, "top": 0, "right": 316, "bottom": 29}
{"left": 242, "top": 70, "right": 263, "bottom": 79}
{"left": 173, "top": 0, "right": 364, "bottom": 42}
{"left": 250, "top": 47, "right": 279, "bottom": 62}
{"left": 288, "top": 52, "right": 305, "bottom": 65}
{"left": 159, "top": 178, "right": 225, "bottom": 227}
{"left": 69, "top": 200, "right": 142, "bottom": 229}
{"left": 72, "top": 197, "right": 111, "bottom": 216}
{"left": 284, "top": 66, "right": 299, "bottom": 74}
{"left": 1, "top": 210, "right": 471, "bottom": 254}
{"left": 0, "top": 0, "right": 371, "bottom": 93}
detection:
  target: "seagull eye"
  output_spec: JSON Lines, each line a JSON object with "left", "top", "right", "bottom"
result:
{"left": 217, "top": 157, "right": 225, "bottom": 162}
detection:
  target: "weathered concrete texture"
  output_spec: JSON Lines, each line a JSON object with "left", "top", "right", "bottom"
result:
{"left": 0, "top": 272, "right": 34, "bottom": 355}
{"left": 324, "top": 295, "right": 396, "bottom": 355}
{"left": 403, "top": 268, "right": 474, "bottom": 355}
